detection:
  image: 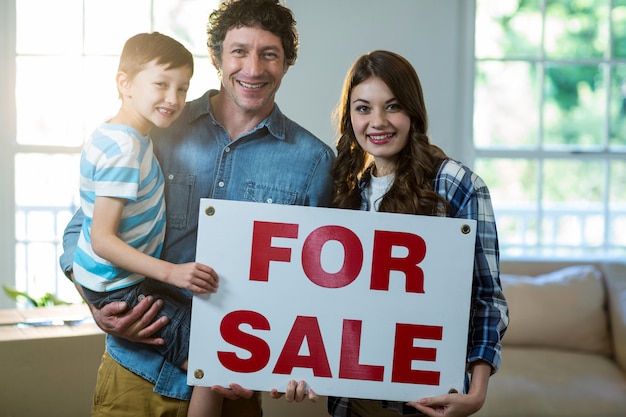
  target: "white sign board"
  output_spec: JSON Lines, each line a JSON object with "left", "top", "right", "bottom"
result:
{"left": 188, "top": 199, "right": 476, "bottom": 401}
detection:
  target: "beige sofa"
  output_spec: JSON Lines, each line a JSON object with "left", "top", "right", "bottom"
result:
{"left": 474, "top": 259, "right": 626, "bottom": 417}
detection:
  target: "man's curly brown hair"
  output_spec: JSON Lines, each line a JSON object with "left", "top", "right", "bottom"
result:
{"left": 207, "top": 0, "right": 298, "bottom": 69}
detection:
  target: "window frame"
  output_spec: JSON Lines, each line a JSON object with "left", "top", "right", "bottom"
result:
{"left": 471, "top": 0, "right": 626, "bottom": 258}
{"left": 0, "top": 0, "right": 218, "bottom": 309}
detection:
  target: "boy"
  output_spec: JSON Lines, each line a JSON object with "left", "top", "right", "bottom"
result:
{"left": 73, "top": 32, "right": 222, "bottom": 416}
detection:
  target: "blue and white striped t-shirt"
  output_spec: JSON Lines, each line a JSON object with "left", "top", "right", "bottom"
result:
{"left": 73, "top": 123, "right": 166, "bottom": 292}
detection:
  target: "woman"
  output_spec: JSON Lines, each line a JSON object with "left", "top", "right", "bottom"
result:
{"left": 328, "top": 50, "right": 509, "bottom": 417}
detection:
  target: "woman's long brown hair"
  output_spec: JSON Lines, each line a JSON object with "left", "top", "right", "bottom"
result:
{"left": 330, "top": 50, "right": 448, "bottom": 215}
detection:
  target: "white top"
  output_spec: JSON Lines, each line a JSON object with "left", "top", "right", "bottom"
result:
{"left": 365, "top": 173, "right": 395, "bottom": 211}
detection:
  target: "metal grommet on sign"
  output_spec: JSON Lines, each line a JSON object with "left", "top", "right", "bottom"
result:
{"left": 205, "top": 206, "right": 215, "bottom": 216}
{"left": 448, "top": 388, "right": 459, "bottom": 394}
{"left": 194, "top": 369, "right": 204, "bottom": 379}
{"left": 461, "top": 224, "right": 471, "bottom": 234}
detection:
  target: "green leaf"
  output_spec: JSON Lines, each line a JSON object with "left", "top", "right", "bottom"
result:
{"left": 2, "top": 284, "right": 40, "bottom": 307}
{"left": 43, "top": 292, "right": 72, "bottom": 306}
{"left": 2, "top": 285, "right": 72, "bottom": 307}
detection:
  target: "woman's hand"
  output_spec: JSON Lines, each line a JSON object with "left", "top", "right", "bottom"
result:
{"left": 407, "top": 361, "right": 491, "bottom": 417}
{"left": 406, "top": 391, "right": 483, "bottom": 417}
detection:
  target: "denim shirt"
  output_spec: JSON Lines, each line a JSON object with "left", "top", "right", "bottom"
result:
{"left": 60, "top": 89, "right": 335, "bottom": 399}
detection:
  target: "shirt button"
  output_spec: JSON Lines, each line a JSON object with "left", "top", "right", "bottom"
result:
{"left": 224, "top": 147, "right": 231, "bottom": 153}
{"left": 218, "top": 181, "right": 225, "bottom": 187}
{"left": 168, "top": 174, "right": 174, "bottom": 180}
{"left": 266, "top": 198, "right": 273, "bottom": 203}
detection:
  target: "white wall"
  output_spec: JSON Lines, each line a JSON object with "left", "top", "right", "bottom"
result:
{"left": 277, "top": 0, "right": 474, "bottom": 161}
{"left": 0, "top": 1, "right": 16, "bottom": 309}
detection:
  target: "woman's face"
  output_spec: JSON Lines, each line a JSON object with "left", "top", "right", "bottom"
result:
{"left": 349, "top": 77, "right": 411, "bottom": 176}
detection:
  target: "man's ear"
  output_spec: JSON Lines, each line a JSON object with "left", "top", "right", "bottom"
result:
{"left": 116, "top": 71, "right": 131, "bottom": 98}
{"left": 210, "top": 54, "right": 221, "bottom": 74}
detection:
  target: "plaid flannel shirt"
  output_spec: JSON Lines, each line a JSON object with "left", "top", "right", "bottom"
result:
{"left": 327, "top": 159, "right": 509, "bottom": 416}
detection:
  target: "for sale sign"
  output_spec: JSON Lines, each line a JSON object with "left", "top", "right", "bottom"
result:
{"left": 188, "top": 198, "right": 476, "bottom": 401}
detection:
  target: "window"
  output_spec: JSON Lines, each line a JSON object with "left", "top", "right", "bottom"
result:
{"left": 474, "top": 0, "right": 626, "bottom": 257}
{"left": 2, "top": 0, "right": 219, "bottom": 308}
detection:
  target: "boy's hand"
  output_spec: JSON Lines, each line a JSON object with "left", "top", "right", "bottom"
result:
{"left": 166, "top": 262, "right": 219, "bottom": 293}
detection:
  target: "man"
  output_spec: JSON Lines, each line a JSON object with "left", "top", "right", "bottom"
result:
{"left": 60, "top": 0, "right": 334, "bottom": 415}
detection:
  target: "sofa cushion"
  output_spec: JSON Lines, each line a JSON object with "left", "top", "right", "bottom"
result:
{"left": 475, "top": 346, "right": 626, "bottom": 417}
{"left": 500, "top": 265, "right": 611, "bottom": 356}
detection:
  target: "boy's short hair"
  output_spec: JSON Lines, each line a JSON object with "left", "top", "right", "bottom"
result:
{"left": 118, "top": 32, "right": 194, "bottom": 81}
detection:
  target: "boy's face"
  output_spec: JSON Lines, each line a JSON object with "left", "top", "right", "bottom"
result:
{"left": 119, "top": 59, "right": 192, "bottom": 135}
{"left": 217, "top": 25, "right": 287, "bottom": 115}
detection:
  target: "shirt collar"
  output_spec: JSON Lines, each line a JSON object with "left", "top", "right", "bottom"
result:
{"left": 239, "top": 102, "right": 287, "bottom": 142}
{"left": 185, "top": 89, "right": 218, "bottom": 123}
{"left": 263, "top": 103, "right": 287, "bottom": 142}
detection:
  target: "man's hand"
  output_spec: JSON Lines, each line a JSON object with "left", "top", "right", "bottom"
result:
{"left": 210, "top": 384, "right": 255, "bottom": 400}
{"left": 270, "top": 380, "right": 318, "bottom": 403}
{"left": 89, "top": 294, "right": 168, "bottom": 345}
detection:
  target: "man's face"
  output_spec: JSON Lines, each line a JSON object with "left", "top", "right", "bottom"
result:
{"left": 217, "top": 25, "right": 288, "bottom": 115}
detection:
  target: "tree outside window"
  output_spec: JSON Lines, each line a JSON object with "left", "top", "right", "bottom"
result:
{"left": 474, "top": 0, "right": 626, "bottom": 257}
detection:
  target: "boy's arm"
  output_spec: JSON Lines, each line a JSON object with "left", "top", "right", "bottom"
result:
{"left": 91, "top": 196, "right": 172, "bottom": 281}
{"left": 91, "top": 196, "right": 218, "bottom": 293}
{"left": 60, "top": 208, "right": 168, "bottom": 345}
